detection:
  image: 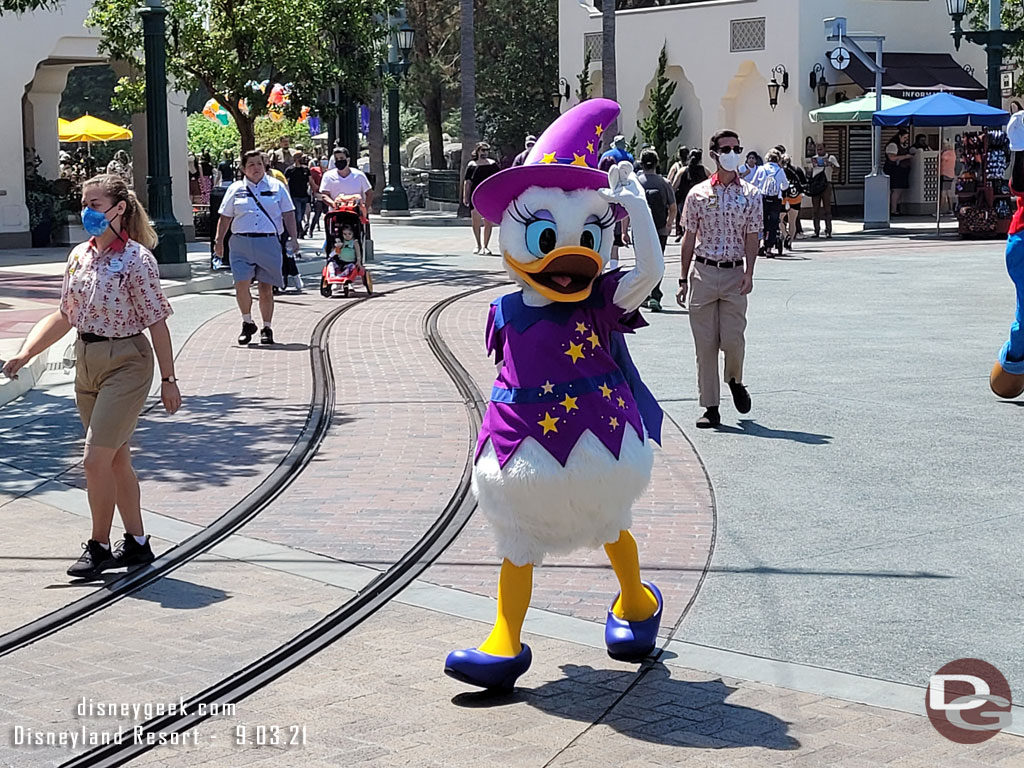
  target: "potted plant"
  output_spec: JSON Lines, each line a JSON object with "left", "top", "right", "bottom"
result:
{"left": 24, "top": 149, "right": 57, "bottom": 248}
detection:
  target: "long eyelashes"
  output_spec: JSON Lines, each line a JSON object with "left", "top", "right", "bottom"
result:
{"left": 510, "top": 200, "right": 535, "bottom": 225}
{"left": 510, "top": 199, "right": 616, "bottom": 230}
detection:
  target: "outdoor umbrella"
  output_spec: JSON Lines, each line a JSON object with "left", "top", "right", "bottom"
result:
{"left": 872, "top": 92, "right": 1010, "bottom": 234}
{"left": 59, "top": 114, "right": 133, "bottom": 142}
{"left": 809, "top": 92, "right": 908, "bottom": 123}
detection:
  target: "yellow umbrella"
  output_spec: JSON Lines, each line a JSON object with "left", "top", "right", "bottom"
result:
{"left": 60, "top": 114, "right": 132, "bottom": 142}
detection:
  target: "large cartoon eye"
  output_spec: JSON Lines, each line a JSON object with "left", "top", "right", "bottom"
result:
{"left": 525, "top": 220, "right": 558, "bottom": 257}
{"left": 580, "top": 223, "right": 603, "bottom": 251}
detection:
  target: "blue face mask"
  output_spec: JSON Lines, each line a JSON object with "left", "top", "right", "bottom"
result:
{"left": 81, "top": 205, "right": 115, "bottom": 237}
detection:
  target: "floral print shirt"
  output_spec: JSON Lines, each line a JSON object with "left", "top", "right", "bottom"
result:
{"left": 60, "top": 237, "right": 173, "bottom": 337}
{"left": 682, "top": 173, "right": 763, "bottom": 263}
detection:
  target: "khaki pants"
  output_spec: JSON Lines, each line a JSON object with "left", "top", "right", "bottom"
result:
{"left": 75, "top": 335, "right": 154, "bottom": 449}
{"left": 687, "top": 262, "right": 747, "bottom": 408}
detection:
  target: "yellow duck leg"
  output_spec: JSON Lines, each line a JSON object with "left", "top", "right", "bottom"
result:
{"left": 605, "top": 529, "right": 658, "bottom": 621}
{"left": 478, "top": 558, "right": 533, "bottom": 657}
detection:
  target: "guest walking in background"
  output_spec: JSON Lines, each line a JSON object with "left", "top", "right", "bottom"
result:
{"left": 464, "top": 142, "right": 501, "bottom": 255}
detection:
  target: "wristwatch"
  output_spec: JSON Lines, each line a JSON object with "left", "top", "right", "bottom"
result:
{"left": 161, "top": 376, "right": 178, "bottom": 384}
{"left": 678, "top": 278, "right": 688, "bottom": 287}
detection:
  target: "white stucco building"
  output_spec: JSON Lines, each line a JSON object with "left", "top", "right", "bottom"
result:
{"left": 559, "top": 0, "right": 990, "bottom": 211}
{"left": 2, "top": 0, "right": 190, "bottom": 248}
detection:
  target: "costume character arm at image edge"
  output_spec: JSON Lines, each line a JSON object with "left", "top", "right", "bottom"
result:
{"left": 602, "top": 161, "right": 665, "bottom": 311}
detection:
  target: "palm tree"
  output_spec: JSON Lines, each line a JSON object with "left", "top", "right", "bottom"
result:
{"left": 459, "top": 0, "right": 477, "bottom": 217}
{"left": 601, "top": 0, "right": 617, "bottom": 142}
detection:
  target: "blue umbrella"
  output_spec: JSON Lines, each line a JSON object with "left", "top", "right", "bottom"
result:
{"left": 872, "top": 91, "right": 1008, "bottom": 128}
{"left": 872, "top": 93, "right": 1009, "bottom": 235}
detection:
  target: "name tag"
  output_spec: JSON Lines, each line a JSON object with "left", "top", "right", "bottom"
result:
{"left": 260, "top": 191, "right": 275, "bottom": 197}
{"left": 108, "top": 258, "right": 124, "bottom": 273}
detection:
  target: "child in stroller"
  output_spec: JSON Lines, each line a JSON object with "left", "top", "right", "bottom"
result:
{"left": 320, "top": 196, "right": 373, "bottom": 298}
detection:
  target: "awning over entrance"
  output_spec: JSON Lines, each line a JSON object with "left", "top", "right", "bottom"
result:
{"left": 841, "top": 53, "right": 986, "bottom": 102}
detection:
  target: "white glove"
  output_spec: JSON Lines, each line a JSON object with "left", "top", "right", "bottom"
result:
{"left": 1008, "top": 111, "right": 1024, "bottom": 152}
{"left": 599, "top": 160, "right": 648, "bottom": 218}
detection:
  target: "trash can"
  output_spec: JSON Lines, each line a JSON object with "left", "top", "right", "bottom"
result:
{"left": 208, "top": 185, "right": 231, "bottom": 268}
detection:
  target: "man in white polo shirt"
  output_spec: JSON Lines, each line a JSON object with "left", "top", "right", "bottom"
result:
{"left": 215, "top": 150, "right": 299, "bottom": 345}
{"left": 319, "top": 146, "right": 372, "bottom": 254}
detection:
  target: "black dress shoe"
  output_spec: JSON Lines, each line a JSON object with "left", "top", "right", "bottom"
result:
{"left": 696, "top": 407, "right": 721, "bottom": 429}
{"left": 67, "top": 540, "right": 116, "bottom": 580}
{"left": 728, "top": 378, "right": 751, "bottom": 414}
{"left": 238, "top": 321, "right": 258, "bottom": 345}
{"left": 260, "top": 327, "right": 275, "bottom": 345}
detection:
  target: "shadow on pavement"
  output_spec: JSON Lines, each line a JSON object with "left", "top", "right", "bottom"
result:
{"left": 453, "top": 662, "right": 799, "bottom": 751}
{"left": 714, "top": 419, "right": 832, "bottom": 445}
{"left": 2, "top": 390, "right": 307, "bottom": 492}
{"left": 130, "top": 576, "right": 230, "bottom": 610}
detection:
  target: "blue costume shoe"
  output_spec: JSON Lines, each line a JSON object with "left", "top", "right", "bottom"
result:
{"left": 444, "top": 645, "right": 533, "bottom": 690}
{"left": 605, "top": 581, "right": 663, "bottom": 661}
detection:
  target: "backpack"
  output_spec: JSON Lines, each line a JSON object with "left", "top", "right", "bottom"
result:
{"left": 808, "top": 171, "right": 829, "bottom": 197}
{"left": 640, "top": 173, "right": 669, "bottom": 230}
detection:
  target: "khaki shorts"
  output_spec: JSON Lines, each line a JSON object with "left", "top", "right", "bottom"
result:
{"left": 75, "top": 335, "right": 154, "bottom": 449}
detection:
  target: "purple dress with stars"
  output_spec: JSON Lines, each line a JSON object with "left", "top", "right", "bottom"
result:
{"left": 476, "top": 271, "right": 663, "bottom": 468}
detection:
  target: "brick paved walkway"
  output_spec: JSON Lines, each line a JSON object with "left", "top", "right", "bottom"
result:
{"left": 126, "top": 597, "right": 1024, "bottom": 768}
{"left": 426, "top": 285, "right": 715, "bottom": 629}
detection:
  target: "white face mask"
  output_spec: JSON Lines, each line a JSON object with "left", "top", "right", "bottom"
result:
{"left": 717, "top": 151, "right": 743, "bottom": 173}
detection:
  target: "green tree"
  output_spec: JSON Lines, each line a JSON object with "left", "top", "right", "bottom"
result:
{"left": 86, "top": 0, "right": 393, "bottom": 152}
{"left": 577, "top": 48, "right": 593, "bottom": 102}
{"left": 475, "top": 0, "right": 558, "bottom": 160}
{"left": 186, "top": 113, "right": 240, "bottom": 157}
{"left": 405, "top": 0, "right": 460, "bottom": 168}
{"left": 637, "top": 44, "right": 681, "bottom": 170}
{"left": 60, "top": 65, "right": 130, "bottom": 123}
{"left": 967, "top": 0, "right": 1024, "bottom": 97}
{"left": 0, "top": 0, "right": 58, "bottom": 11}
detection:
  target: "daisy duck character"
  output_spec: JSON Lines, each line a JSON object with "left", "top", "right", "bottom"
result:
{"left": 444, "top": 99, "right": 666, "bottom": 691}
{"left": 992, "top": 110, "right": 1024, "bottom": 400}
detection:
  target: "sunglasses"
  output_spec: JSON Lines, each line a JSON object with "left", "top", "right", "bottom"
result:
{"left": 714, "top": 146, "right": 744, "bottom": 154}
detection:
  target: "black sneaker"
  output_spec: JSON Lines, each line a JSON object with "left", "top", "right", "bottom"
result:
{"left": 67, "top": 540, "right": 116, "bottom": 580}
{"left": 260, "top": 327, "right": 275, "bottom": 345}
{"left": 728, "top": 378, "right": 751, "bottom": 414}
{"left": 695, "top": 407, "right": 721, "bottom": 429}
{"left": 112, "top": 533, "right": 155, "bottom": 568}
{"left": 238, "top": 321, "right": 258, "bottom": 345}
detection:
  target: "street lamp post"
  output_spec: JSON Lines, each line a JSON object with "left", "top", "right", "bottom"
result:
{"left": 380, "top": 18, "right": 415, "bottom": 216}
{"left": 948, "top": 0, "right": 1024, "bottom": 108}
{"left": 139, "top": 0, "right": 187, "bottom": 276}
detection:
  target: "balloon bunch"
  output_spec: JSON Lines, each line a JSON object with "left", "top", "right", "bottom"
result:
{"left": 202, "top": 98, "right": 230, "bottom": 126}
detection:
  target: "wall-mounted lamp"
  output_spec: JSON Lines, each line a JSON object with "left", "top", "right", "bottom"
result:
{"left": 809, "top": 63, "right": 830, "bottom": 107}
{"left": 551, "top": 77, "right": 571, "bottom": 111}
{"left": 767, "top": 64, "right": 789, "bottom": 111}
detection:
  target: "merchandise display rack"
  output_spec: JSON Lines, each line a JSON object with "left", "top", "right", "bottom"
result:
{"left": 955, "top": 129, "right": 1014, "bottom": 239}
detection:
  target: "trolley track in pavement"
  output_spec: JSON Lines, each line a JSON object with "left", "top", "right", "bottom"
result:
{"left": 62, "top": 284, "right": 495, "bottom": 767}
{"left": 0, "top": 292, "right": 369, "bottom": 659}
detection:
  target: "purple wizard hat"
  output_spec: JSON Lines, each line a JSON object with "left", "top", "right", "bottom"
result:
{"left": 472, "top": 98, "right": 624, "bottom": 224}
